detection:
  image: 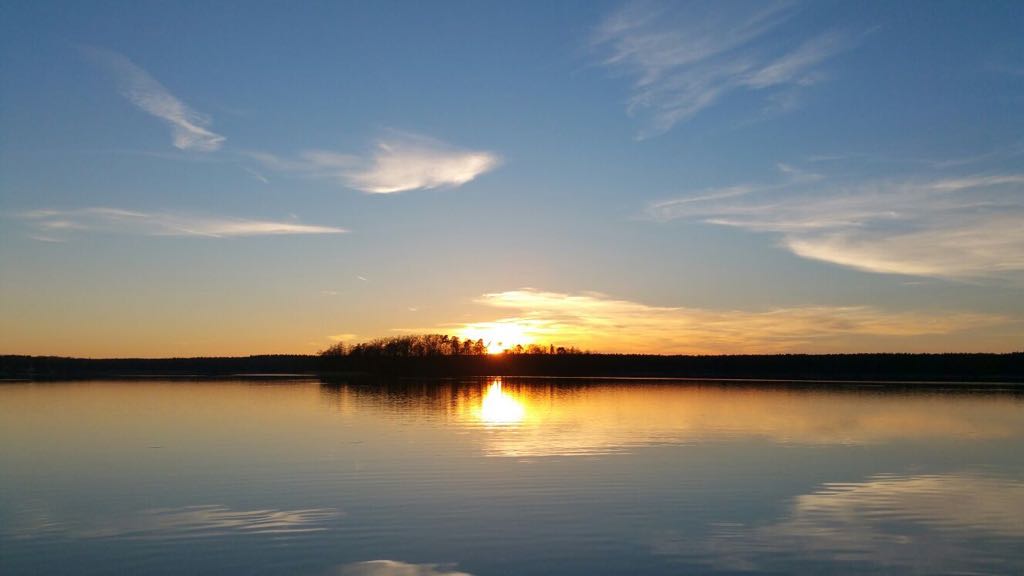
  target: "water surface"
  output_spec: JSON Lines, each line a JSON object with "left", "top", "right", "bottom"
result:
{"left": 2, "top": 378, "right": 1022, "bottom": 575}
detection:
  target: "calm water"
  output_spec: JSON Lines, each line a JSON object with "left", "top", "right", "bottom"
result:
{"left": 2, "top": 378, "right": 1023, "bottom": 575}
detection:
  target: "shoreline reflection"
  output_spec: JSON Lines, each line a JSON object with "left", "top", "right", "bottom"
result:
{"left": 3, "top": 380, "right": 1022, "bottom": 575}
{"left": 320, "top": 379, "right": 1024, "bottom": 457}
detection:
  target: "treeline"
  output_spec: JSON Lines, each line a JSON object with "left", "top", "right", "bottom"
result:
{"left": 0, "top": 354, "right": 316, "bottom": 379}
{"left": 320, "top": 334, "right": 584, "bottom": 357}
{"left": 2, "top": 351, "right": 1022, "bottom": 384}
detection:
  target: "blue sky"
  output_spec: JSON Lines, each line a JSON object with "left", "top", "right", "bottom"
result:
{"left": 1, "top": 0, "right": 1022, "bottom": 356}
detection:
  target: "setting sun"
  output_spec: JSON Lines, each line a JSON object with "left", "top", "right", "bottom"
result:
{"left": 459, "top": 322, "right": 534, "bottom": 354}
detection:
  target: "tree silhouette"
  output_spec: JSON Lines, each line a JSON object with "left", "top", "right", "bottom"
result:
{"left": 318, "top": 334, "right": 580, "bottom": 357}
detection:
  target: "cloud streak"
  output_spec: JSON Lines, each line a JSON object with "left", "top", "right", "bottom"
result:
{"left": 85, "top": 47, "right": 225, "bottom": 151}
{"left": 592, "top": 1, "right": 853, "bottom": 136}
{"left": 248, "top": 133, "right": 500, "bottom": 194}
{"left": 451, "top": 289, "right": 1008, "bottom": 354}
{"left": 648, "top": 170, "right": 1024, "bottom": 280}
{"left": 19, "top": 208, "right": 346, "bottom": 238}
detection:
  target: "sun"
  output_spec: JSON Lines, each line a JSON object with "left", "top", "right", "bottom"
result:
{"left": 459, "top": 322, "right": 534, "bottom": 354}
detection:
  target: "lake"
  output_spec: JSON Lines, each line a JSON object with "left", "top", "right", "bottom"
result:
{"left": 2, "top": 378, "right": 1022, "bottom": 575}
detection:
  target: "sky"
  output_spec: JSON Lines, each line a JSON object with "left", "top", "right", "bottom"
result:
{"left": 1, "top": 0, "right": 1022, "bottom": 357}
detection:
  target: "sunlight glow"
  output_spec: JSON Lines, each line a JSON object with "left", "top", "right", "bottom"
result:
{"left": 478, "top": 379, "right": 525, "bottom": 425}
{"left": 458, "top": 322, "right": 534, "bottom": 354}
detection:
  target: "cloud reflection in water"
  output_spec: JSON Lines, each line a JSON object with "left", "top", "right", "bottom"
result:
{"left": 652, "top": 473, "right": 1024, "bottom": 573}
{"left": 332, "top": 560, "right": 473, "bottom": 576}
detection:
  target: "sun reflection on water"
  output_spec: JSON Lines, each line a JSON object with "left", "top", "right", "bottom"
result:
{"left": 478, "top": 379, "right": 525, "bottom": 425}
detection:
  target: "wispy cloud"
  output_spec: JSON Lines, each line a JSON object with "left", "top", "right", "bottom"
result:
{"left": 805, "top": 143, "right": 1024, "bottom": 170}
{"left": 592, "top": 1, "right": 854, "bottom": 136}
{"left": 648, "top": 169, "right": 1024, "bottom": 280}
{"left": 19, "top": 208, "right": 346, "bottom": 239}
{"left": 347, "top": 134, "right": 500, "bottom": 193}
{"left": 242, "top": 166, "right": 269, "bottom": 184}
{"left": 248, "top": 133, "right": 500, "bottom": 194}
{"left": 84, "top": 47, "right": 225, "bottom": 152}
{"left": 244, "top": 150, "right": 359, "bottom": 177}
{"left": 448, "top": 289, "right": 1007, "bottom": 354}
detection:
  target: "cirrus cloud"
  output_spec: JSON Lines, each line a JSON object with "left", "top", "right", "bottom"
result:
{"left": 84, "top": 47, "right": 225, "bottom": 152}
{"left": 592, "top": 1, "right": 856, "bottom": 136}
{"left": 347, "top": 135, "right": 500, "bottom": 194}
{"left": 247, "top": 133, "right": 500, "bottom": 194}
{"left": 18, "top": 208, "right": 346, "bottom": 239}
{"left": 647, "top": 169, "right": 1024, "bottom": 280}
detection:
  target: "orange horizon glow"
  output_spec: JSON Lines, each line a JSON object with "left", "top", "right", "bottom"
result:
{"left": 3, "top": 284, "right": 1020, "bottom": 357}
{"left": 458, "top": 321, "right": 535, "bottom": 354}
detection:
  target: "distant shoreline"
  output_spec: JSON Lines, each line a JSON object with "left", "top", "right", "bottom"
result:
{"left": 3, "top": 353, "right": 1022, "bottom": 384}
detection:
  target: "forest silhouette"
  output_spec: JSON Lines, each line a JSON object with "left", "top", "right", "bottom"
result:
{"left": 320, "top": 334, "right": 584, "bottom": 357}
{"left": 1, "top": 333, "right": 1021, "bottom": 384}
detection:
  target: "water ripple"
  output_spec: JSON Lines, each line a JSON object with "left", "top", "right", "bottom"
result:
{"left": 8, "top": 505, "right": 341, "bottom": 541}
